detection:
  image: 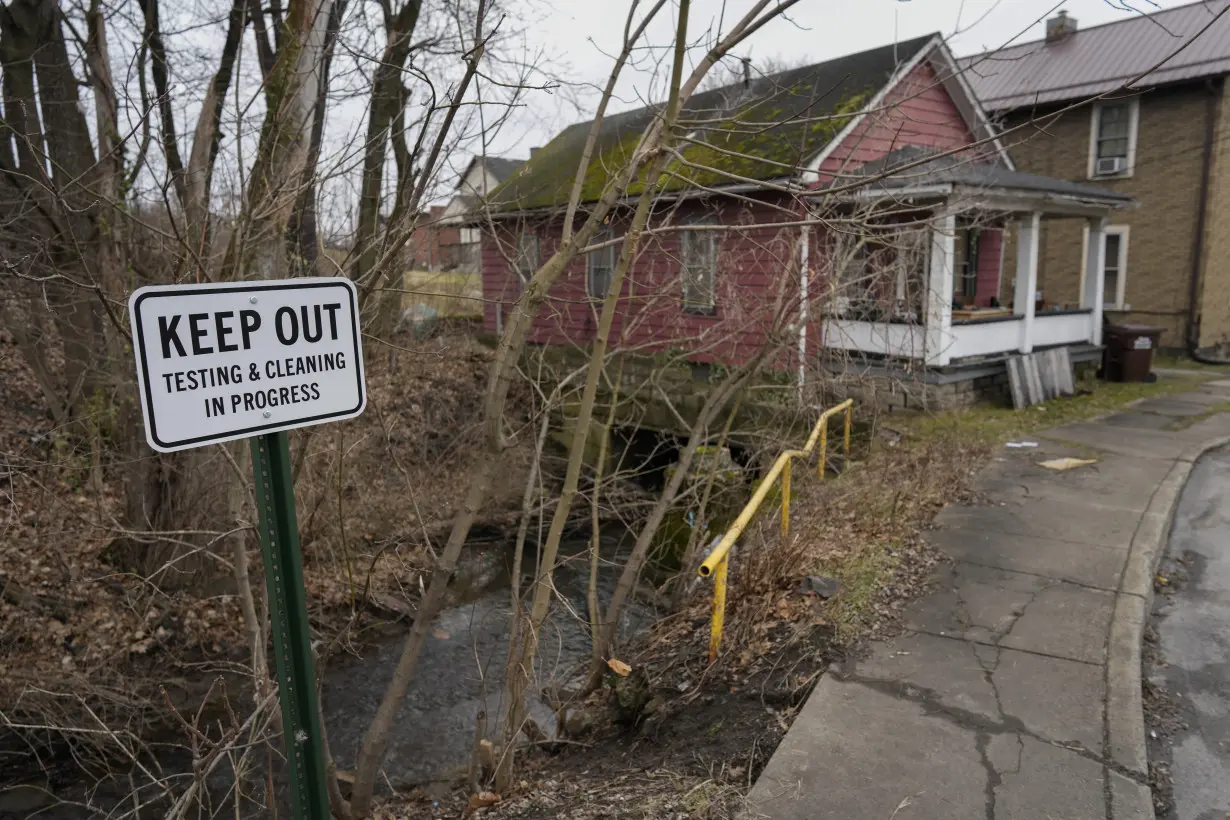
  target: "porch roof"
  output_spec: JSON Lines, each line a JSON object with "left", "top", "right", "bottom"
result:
{"left": 845, "top": 146, "right": 1133, "bottom": 215}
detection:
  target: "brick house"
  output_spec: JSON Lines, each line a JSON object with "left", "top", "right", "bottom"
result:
{"left": 479, "top": 35, "right": 1130, "bottom": 406}
{"left": 409, "top": 157, "right": 524, "bottom": 271}
{"left": 963, "top": 2, "right": 1230, "bottom": 354}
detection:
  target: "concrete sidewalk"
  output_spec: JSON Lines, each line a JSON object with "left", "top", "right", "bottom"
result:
{"left": 747, "top": 379, "right": 1230, "bottom": 820}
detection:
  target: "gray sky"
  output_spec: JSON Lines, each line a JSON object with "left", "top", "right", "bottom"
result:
{"left": 486, "top": 0, "right": 1200, "bottom": 159}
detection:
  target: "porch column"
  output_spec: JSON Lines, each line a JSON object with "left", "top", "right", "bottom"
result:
{"left": 1013, "top": 211, "right": 1041, "bottom": 354}
{"left": 925, "top": 210, "right": 956, "bottom": 367}
{"left": 1083, "top": 216, "right": 1108, "bottom": 346}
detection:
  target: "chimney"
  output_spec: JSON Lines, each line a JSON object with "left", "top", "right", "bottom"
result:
{"left": 529, "top": 146, "right": 541, "bottom": 157}
{"left": 1046, "top": 10, "right": 1077, "bottom": 43}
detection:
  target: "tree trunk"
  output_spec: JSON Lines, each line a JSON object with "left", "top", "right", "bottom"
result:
{"left": 221, "top": 0, "right": 337, "bottom": 282}
{"left": 351, "top": 0, "right": 422, "bottom": 335}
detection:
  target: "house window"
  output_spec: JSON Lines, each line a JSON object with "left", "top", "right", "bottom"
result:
{"left": 1100, "top": 227, "right": 1129, "bottom": 309}
{"left": 515, "top": 230, "right": 538, "bottom": 291}
{"left": 833, "top": 237, "right": 890, "bottom": 320}
{"left": 1089, "top": 99, "right": 1138, "bottom": 178}
{"left": 681, "top": 220, "right": 717, "bottom": 314}
{"left": 893, "top": 229, "right": 928, "bottom": 321}
{"left": 587, "top": 231, "right": 616, "bottom": 300}
{"left": 957, "top": 225, "right": 981, "bottom": 302}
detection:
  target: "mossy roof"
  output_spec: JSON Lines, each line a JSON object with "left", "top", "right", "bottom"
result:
{"left": 488, "top": 34, "right": 938, "bottom": 211}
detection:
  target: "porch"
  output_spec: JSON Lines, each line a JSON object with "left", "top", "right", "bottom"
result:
{"left": 821, "top": 150, "right": 1133, "bottom": 367}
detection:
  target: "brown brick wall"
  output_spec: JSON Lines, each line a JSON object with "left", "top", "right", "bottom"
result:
{"left": 1197, "top": 82, "right": 1230, "bottom": 350}
{"left": 1000, "top": 84, "right": 1215, "bottom": 349}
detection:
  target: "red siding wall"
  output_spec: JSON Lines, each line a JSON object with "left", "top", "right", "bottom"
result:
{"left": 816, "top": 60, "right": 975, "bottom": 181}
{"left": 482, "top": 197, "right": 810, "bottom": 367}
{"left": 975, "top": 228, "right": 1004, "bottom": 307}
{"left": 482, "top": 54, "right": 987, "bottom": 367}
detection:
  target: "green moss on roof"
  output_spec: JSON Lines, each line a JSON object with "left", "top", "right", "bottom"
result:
{"left": 489, "top": 34, "right": 936, "bottom": 211}
{"left": 654, "top": 89, "right": 869, "bottom": 192}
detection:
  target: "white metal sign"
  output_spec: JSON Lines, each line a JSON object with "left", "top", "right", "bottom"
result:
{"left": 129, "top": 278, "right": 366, "bottom": 452}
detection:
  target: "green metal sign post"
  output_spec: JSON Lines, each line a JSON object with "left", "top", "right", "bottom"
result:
{"left": 250, "top": 431, "right": 331, "bottom": 820}
{"left": 127, "top": 278, "right": 366, "bottom": 820}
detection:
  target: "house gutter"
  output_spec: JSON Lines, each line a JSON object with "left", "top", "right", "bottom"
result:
{"left": 1187, "top": 77, "right": 1224, "bottom": 362}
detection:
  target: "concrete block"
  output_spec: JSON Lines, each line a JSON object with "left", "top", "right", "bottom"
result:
{"left": 927, "top": 527, "right": 1127, "bottom": 590}
{"left": 993, "top": 648, "right": 1105, "bottom": 751}
{"left": 745, "top": 678, "right": 988, "bottom": 820}
{"left": 994, "top": 736, "right": 1106, "bottom": 820}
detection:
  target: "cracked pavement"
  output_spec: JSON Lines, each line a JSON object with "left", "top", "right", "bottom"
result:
{"left": 746, "top": 380, "right": 1230, "bottom": 819}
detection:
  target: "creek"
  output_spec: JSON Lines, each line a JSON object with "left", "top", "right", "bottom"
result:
{"left": 322, "top": 529, "right": 656, "bottom": 790}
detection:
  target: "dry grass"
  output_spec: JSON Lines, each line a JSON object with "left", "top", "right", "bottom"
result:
{"left": 400, "top": 269, "right": 483, "bottom": 319}
{"left": 290, "top": 323, "right": 534, "bottom": 614}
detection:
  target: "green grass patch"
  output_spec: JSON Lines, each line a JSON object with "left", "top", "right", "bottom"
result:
{"left": 818, "top": 541, "right": 901, "bottom": 641}
{"left": 901, "top": 373, "right": 1214, "bottom": 448}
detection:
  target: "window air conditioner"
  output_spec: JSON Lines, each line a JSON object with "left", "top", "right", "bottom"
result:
{"left": 1095, "top": 156, "right": 1126, "bottom": 176}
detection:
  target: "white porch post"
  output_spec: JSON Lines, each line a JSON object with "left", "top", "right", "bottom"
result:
{"left": 925, "top": 209, "right": 956, "bottom": 366}
{"left": 1013, "top": 212, "right": 1041, "bottom": 354}
{"left": 1083, "top": 216, "right": 1108, "bottom": 346}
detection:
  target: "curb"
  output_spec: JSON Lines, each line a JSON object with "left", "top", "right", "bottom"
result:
{"left": 1106, "top": 433, "right": 1230, "bottom": 778}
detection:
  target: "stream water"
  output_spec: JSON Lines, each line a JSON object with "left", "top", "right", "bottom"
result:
{"left": 322, "top": 529, "right": 655, "bottom": 789}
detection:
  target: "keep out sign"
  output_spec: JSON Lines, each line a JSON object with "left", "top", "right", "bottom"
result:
{"left": 129, "top": 278, "right": 366, "bottom": 452}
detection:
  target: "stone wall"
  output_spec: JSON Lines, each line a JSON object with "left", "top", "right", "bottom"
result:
{"left": 822, "top": 369, "right": 1010, "bottom": 413}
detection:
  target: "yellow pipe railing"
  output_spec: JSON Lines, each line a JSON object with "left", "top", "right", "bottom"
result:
{"left": 698, "top": 399, "right": 853, "bottom": 661}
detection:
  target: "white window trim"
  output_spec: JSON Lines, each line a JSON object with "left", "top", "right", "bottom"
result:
{"left": 1080, "top": 224, "right": 1130, "bottom": 310}
{"left": 1087, "top": 98, "right": 1139, "bottom": 180}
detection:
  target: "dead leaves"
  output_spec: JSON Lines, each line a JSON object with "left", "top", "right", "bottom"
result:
{"left": 464, "top": 791, "right": 501, "bottom": 814}
{"left": 606, "top": 657, "right": 632, "bottom": 677}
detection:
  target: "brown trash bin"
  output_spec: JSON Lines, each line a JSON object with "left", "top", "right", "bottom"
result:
{"left": 1104, "top": 324, "right": 1164, "bottom": 382}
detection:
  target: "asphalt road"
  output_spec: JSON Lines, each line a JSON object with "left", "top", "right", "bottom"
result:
{"left": 1151, "top": 447, "right": 1230, "bottom": 819}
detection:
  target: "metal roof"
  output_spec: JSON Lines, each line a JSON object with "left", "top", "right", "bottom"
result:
{"left": 961, "top": 0, "right": 1230, "bottom": 111}
{"left": 849, "top": 146, "right": 1133, "bottom": 207}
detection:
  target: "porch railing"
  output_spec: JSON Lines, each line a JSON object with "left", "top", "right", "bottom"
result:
{"left": 697, "top": 399, "right": 854, "bottom": 662}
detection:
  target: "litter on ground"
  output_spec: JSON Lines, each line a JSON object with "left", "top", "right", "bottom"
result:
{"left": 1038, "top": 457, "right": 1098, "bottom": 471}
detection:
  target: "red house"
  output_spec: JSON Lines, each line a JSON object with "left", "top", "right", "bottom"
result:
{"left": 479, "top": 35, "right": 1130, "bottom": 405}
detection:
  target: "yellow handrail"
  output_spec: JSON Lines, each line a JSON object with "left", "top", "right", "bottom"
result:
{"left": 698, "top": 398, "right": 853, "bottom": 661}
